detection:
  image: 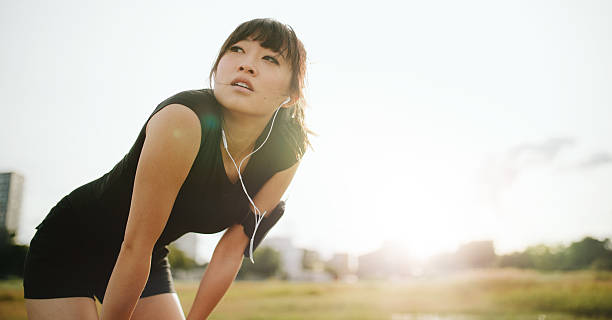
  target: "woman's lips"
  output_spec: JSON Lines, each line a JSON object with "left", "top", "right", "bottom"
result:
{"left": 231, "top": 77, "right": 254, "bottom": 91}
{"left": 231, "top": 84, "right": 253, "bottom": 93}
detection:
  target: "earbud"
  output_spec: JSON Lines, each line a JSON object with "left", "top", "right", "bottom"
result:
{"left": 275, "top": 96, "right": 291, "bottom": 112}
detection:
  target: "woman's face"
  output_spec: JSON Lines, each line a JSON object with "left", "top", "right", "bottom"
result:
{"left": 213, "top": 38, "right": 293, "bottom": 117}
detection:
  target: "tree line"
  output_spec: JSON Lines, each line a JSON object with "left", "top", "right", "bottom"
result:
{"left": 429, "top": 236, "right": 612, "bottom": 272}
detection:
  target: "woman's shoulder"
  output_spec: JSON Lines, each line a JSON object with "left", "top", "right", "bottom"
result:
{"left": 149, "top": 88, "right": 222, "bottom": 131}
{"left": 156, "top": 88, "right": 219, "bottom": 113}
{"left": 262, "top": 123, "right": 305, "bottom": 174}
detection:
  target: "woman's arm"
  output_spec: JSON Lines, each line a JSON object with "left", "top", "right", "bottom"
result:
{"left": 186, "top": 162, "right": 300, "bottom": 320}
{"left": 100, "top": 104, "right": 202, "bottom": 320}
{"left": 185, "top": 224, "right": 247, "bottom": 320}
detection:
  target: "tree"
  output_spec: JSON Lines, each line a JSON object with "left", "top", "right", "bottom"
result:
{"left": 591, "top": 255, "right": 612, "bottom": 270}
{"left": 168, "top": 244, "right": 198, "bottom": 270}
{"left": 498, "top": 237, "right": 612, "bottom": 271}
{"left": 563, "top": 237, "right": 612, "bottom": 270}
{"left": 496, "top": 251, "right": 533, "bottom": 269}
{"left": 524, "top": 244, "right": 566, "bottom": 271}
{"left": 0, "top": 227, "right": 29, "bottom": 279}
{"left": 237, "top": 246, "right": 282, "bottom": 280}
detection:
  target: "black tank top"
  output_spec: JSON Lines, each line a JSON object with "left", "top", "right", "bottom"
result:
{"left": 36, "top": 88, "right": 299, "bottom": 262}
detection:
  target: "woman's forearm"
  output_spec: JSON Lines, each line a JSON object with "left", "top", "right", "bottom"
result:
{"left": 100, "top": 244, "right": 152, "bottom": 320}
{"left": 186, "top": 252, "right": 243, "bottom": 320}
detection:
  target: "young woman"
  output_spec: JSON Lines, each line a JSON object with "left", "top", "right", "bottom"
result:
{"left": 23, "top": 18, "right": 310, "bottom": 320}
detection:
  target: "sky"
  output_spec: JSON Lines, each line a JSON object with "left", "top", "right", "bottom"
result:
{"left": 1, "top": 0, "right": 611, "bottom": 263}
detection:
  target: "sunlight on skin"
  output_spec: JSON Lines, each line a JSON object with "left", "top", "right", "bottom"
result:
{"left": 172, "top": 128, "right": 184, "bottom": 139}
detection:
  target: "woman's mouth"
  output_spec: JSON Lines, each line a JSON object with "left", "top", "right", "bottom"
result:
{"left": 233, "top": 83, "right": 252, "bottom": 91}
{"left": 230, "top": 78, "right": 254, "bottom": 91}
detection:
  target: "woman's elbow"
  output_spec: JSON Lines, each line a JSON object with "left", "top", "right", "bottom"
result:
{"left": 120, "top": 239, "right": 155, "bottom": 257}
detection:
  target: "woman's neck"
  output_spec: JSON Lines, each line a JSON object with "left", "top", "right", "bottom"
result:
{"left": 221, "top": 109, "right": 272, "bottom": 158}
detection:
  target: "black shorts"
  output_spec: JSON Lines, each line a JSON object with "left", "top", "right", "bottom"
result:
{"left": 23, "top": 196, "right": 176, "bottom": 303}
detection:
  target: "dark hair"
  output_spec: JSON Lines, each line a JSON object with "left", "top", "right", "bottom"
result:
{"left": 209, "top": 18, "right": 312, "bottom": 160}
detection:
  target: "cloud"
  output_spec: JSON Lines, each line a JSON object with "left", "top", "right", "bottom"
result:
{"left": 476, "top": 137, "right": 576, "bottom": 212}
{"left": 481, "top": 137, "right": 575, "bottom": 186}
{"left": 475, "top": 135, "right": 612, "bottom": 216}
{"left": 506, "top": 137, "right": 576, "bottom": 171}
{"left": 569, "top": 152, "right": 612, "bottom": 171}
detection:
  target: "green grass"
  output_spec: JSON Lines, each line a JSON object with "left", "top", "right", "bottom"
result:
{"left": 2, "top": 269, "right": 612, "bottom": 319}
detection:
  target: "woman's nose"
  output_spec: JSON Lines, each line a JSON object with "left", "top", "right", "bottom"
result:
{"left": 238, "top": 63, "right": 257, "bottom": 76}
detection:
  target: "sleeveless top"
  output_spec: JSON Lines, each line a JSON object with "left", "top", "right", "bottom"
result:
{"left": 35, "top": 88, "right": 300, "bottom": 263}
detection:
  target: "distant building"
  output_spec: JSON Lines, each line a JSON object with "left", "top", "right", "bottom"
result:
{"left": 302, "top": 248, "right": 323, "bottom": 271}
{"left": 425, "top": 240, "right": 496, "bottom": 274}
{"left": 455, "top": 240, "right": 496, "bottom": 268}
{"left": 262, "top": 236, "right": 304, "bottom": 280}
{"left": 0, "top": 172, "right": 24, "bottom": 236}
{"left": 326, "top": 252, "right": 358, "bottom": 281}
{"left": 358, "top": 241, "right": 415, "bottom": 280}
{"left": 327, "top": 253, "right": 350, "bottom": 274}
{"left": 262, "top": 237, "right": 332, "bottom": 282}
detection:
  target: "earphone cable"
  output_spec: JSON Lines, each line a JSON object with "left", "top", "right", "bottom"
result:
{"left": 222, "top": 104, "right": 284, "bottom": 263}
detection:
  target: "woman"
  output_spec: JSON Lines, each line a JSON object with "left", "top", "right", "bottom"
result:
{"left": 23, "top": 18, "right": 310, "bottom": 320}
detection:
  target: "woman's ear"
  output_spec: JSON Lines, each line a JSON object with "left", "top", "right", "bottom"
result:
{"left": 280, "top": 96, "right": 291, "bottom": 109}
{"left": 282, "top": 94, "right": 298, "bottom": 108}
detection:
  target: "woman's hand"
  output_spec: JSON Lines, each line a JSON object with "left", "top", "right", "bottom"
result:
{"left": 186, "top": 224, "right": 247, "bottom": 320}
{"left": 100, "top": 103, "right": 201, "bottom": 320}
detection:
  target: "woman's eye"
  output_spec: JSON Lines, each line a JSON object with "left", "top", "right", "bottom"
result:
{"left": 229, "top": 46, "right": 244, "bottom": 53}
{"left": 264, "top": 56, "right": 279, "bottom": 65}
{"left": 229, "top": 45, "right": 278, "bottom": 65}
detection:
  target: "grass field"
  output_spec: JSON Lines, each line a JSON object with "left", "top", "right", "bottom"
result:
{"left": 1, "top": 268, "right": 611, "bottom": 319}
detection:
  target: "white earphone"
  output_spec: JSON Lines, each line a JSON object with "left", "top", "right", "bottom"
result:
{"left": 222, "top": 96, "right": 291, "bottom": 263}
{"left": 281, "top": 96, "right": 290, "bottom": 105}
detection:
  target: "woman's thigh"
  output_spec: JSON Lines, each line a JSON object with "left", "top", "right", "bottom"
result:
{"left": 131, "top": 293, "right": 186, "bottom": 320}
{"left": 25, "top": 297, "right": 99, "bottom": 320}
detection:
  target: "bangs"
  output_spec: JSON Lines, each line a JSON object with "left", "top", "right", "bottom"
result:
{"left": 223, "top": 19, "right": 300, "bottom": 70}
